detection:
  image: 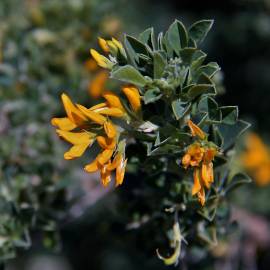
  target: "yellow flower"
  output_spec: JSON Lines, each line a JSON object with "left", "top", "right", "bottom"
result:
{"left": 88, "top": 70, "right": 108, "bottom": 98}
{"left": 103, "top": 90, "right": 125, "bottom": 112}
{"left": 181, "top": 143, "right": 204, "bottom": 168}
{"left": 98, "top": 37, "right": 110, "bottom": 53}
{"left": 52, "top": 91, "right": 128, "bottom": 187}
{"left": 76, "top": 104, "right": 107, "bottom": 125}
{"left": 111, "top": 38, "right": 124, "bottom": 51}
{"left": 51, "top": 93, "right": 87, "bottom": 130}
{"left": 122, "top": 85, "right": 141, "bottom": 112}
{"left": 108, "top": 153, "right": 127, "bottom": 186}
{"left": 187, "top": 120, "right": 206, "bottom": 140}
{"left": 241, "top": 133, "right": 270, "bottom": 186}
{"left": 56, "top": 130, "right": 94, "bottom": 160}
{"left": 84, "top": 58, "right": 98, "bottom": 72}
{"left": 182, "top": 141, "right": 217, "bottom": 206}
{"left": 84, "top": 143, "right": 127, "bottom": 187}
{"left": 90, "top": 49, "right": 113, "bottom": 69}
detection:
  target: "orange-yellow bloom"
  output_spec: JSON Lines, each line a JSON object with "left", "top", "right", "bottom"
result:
{"left": 241, "top": 133, "right": 270, "bottom": 186}
{"left": 104, "top": 121, "right": 117, "bottom": 139}
{"left": 122, "top": 85, "right": 141, "bottom": 112}
{"left": 51, "top": 94, "right": 87, "bottom": 130}
{"left": 182, "top": 141, "right": 217, "bottom": 206}
{"left": 88, "top": 70, "right": 108, "bottom": 98}
{"left": 98, "top": 37, "right": 110, "bottom": 53}
{"left": 56, "top": 130, "right": 94, "bottom": 160}
{"left": 103, "top": 91, "right": 125, "bottom": 111}
{"left": 52, "top": 91, "right": 128, "bottom": 188}
{"left": 76, "top": 104, "right": 107, "bottom": 125}
{"left": 97, "top": 136, "right": 116, "bottom": 150}
{"left": 84, "top": 58, "right": 98, "bottom": 72}
{"left": 90, "top": 49, "right": 113, "bottom": 69}
{"left": 187, "top": 120, "right": 206, "bottom": 140}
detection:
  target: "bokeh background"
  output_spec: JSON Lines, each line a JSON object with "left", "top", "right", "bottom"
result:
{"left": 1, "top": 0, "right": 270, "bottom": 269}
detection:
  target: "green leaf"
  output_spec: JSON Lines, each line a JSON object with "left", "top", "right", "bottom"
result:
{"left": 138, "top": 27, "right": 155, "bottom": 49}
{"left": 189, "top": 20, "right": 214, "bottom": 45}
{"left": 124, "top": 37, "right": 139, "bottom": 66}
{"left": 144, "top": 88, "right": 163, "bottom": 104}
{"left": 172, "top": 99, "right": 191, "bottom": 120}
{"left": 111, "top": 65, "right": 148, "bottom": 87}
{"left": 163, "top": 31, "right": 174, "bottom": 58}
{"left": 179, "top": 48, "right": 197, "bottom": 64}
{"left": 153, "top": 51, "right": 166, "bottom": 79}
{"left": 186, "top": 84, "right": 216, "bottom": 100}
{"left": 198, "top": 96, "right": 221, "bottom": 122}
{"left": 195, "top": 62, "right": 220, "bottom": 79}
{"left": 126, "top": 35, "right": 150, "bottom": 56}
{"left": 167, "top": 20, "right": 188, "bottom": 54}
{"left": 208, "top": 125, "right": 223, "bottom": 147}
{"left": 220, "top": 106, "right": 238, "bottom": 125}
{"left": 190, "top": 50, "right": 207, "bottom": 70}
{"left": 225, "top": 173, "right": 252, "bottom": 194}
{"left": 218, "top": 120, "right": 250, "bottom": 150}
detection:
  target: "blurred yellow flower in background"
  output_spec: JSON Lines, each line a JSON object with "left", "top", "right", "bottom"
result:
{"left": 241, "top": 133, "right": 270, "bottom": 186}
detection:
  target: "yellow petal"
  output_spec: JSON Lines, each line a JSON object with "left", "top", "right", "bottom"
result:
{"left": 197, "top": 188, "right": 206, "bottom": 206}
{"left": 107, "top": 40, "right": 118, "bottom": 52}
{"left": 84, "top": 159, "right": 99, "bottom": 173}
{"left": 76, "top": 104, "right": 107, "bottom": 125}
{"left": 112, "top": 38, "right": 124, "bottom": 50}
{"left": 122, "top": 85, "right": 141, "bottom": 112}
{"left": 90, "top": 49, "right": 112, "bottom": 69}
{"left": 98, "top": 107, "right": 124, "bottom": 117}
{"left": 204, "top": 147, "right": 217, "bottom": 163}
{"left": 61, "top": 93, "right": 87, "bottom": 125}
{"left": 56, "top": 130, "right": 93, "bottom": 145}
{"left": 98, "top": 37, "right": 110, "bottom": 53}
{"left": 192, "top": 168, "right": 202, "bottom": 195}
{"left": 97, "top": 149, "right": 114, "bottom": 165}
{"left": 104, "top": 121, "right": 117, "bottom": 139}
{"left": 97, "top": 136, "right": 116, "bottom": 150}
{"left": 88, "top": 70, "right": 108, "bottom": 99}
{"left": 100, "top": 165, "right": 111, "bottom": 187}
{"left": 116, "top": 158, "right": 127, "bottom": 186}
{"left": 182, "top": 154, "right": 191, "bottom": 169}
{"left": 64, "top": 143, "right": 91, "bottom": 160}
{"left": 201, "top": 164, "right": 211, "bottom": 189}
{"left": 89, "top": 102, "right": 107, "bottom": 111}
{"left": 103, "top": 91, "right": 125, "bottom": 111}
{"left": 51, "top": 117, "right": 76, "bottom": 131}
{"left": 187, "top": 120, "right": 206, "bottom": 140}
{"left": 107, "top": 153, "right": 122, "bottom": 170}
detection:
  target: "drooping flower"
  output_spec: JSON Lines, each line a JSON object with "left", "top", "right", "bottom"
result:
{"left": 182, "top": 120, "right": 217, "bottom": 206}
{"left": 84, "top": 140, "right": 127, "bottom": 187}
{"left": 187, "top": 119, "right": 206, "bottom": 140}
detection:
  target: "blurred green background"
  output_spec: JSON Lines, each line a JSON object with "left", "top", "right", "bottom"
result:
{"left": 1, "top": 0, "right": 270, "bottom": 269}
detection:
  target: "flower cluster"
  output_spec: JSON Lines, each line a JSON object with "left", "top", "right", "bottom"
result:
{"left": 52, "top": 83, "right": 141, "bottom": 187}
{"left": 182, "top": 120, "right": 218, "bottom": 205}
